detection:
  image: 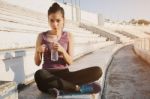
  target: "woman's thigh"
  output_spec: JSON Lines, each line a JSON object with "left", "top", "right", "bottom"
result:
{"left": 53, "top": 66, "right": 102, "bottom": 85}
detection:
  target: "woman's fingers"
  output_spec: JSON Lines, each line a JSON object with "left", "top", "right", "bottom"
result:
{"left": 41, "top": 44, "right": 47, "bottom": 52}
{"left": 52, "top": 43, "right": 63, "bottom": 52}
{"left": 53, "top": 43, "right": 58, "bottom": 46}
{"left": 53, "top": 46, "right": 58, "bottom": 49}
{"left": 53, "top": 43, "right": 59, "bottom": 48}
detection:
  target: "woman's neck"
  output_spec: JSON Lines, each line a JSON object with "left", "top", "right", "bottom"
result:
{"left": 48, "top": 30, "right": 62, "bottom": 40}
{"left": 51, "top": 30, "right": 61, "bottom": 35}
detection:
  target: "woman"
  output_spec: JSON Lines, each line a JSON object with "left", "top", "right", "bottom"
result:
{"left": 34, "top": 2, "right": 102, "bottom": 97}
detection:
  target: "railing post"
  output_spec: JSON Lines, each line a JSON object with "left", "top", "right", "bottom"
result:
{"left": 144, "top": 38, "right": 146, "bottom": 50}
{"left": 140, "top": 39, "right": 142, "bottom": 49}
{"left": 149, "top": 38, "right": 150, "bottom": 51}
{"left": 98, "top": 14, "right": 104, "bottom": 26}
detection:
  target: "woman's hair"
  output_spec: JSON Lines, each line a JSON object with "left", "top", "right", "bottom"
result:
{"left": 48, "top": 2, "right": 65, "bottom": 18}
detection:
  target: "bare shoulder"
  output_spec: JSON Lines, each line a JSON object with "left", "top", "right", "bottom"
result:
{"left": 67, "top": 32, "right": 73, "bottom": 39}
{"left": 36, "top": 32, "right": 44, "bottom": 44}
{"left": 38, "top": 32, "right": 43, "bottom": 38}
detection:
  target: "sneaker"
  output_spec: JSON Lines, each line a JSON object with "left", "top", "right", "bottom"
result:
{"left": 47, "top": 88, "right": 59, "bottom": 98}
{"left": 80, "top": 82, "right": 101, "bottom": 94}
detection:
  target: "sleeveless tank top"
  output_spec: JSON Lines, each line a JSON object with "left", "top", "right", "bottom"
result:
{"left": 41, "top": 30, "right": 69, "bottom": 70}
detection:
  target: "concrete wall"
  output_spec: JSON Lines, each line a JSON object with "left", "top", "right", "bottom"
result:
{"left": 0, "top": 49, "right": 40, "bottom": 84}
{"left": 81, "top": 10, "right": 98, "bottom": 25}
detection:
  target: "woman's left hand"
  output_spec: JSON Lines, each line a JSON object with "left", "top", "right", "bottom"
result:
{"left": 53, "top": 42, "right": 65, "bottom": 53}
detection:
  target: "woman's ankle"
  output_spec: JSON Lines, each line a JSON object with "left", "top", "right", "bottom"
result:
{"left": 75, "top": 85, "right": 80, "bottom": 91}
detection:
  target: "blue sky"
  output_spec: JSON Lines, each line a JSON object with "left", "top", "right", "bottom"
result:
{"left": 56, "top": 0, "right": 150, "bottom": 21}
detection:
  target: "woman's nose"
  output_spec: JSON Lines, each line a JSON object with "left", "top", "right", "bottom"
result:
{"left": 53, "top": 21, "right": 58, "bottom": 27}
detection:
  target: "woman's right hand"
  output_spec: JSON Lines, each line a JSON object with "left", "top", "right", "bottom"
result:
{"left": 37, "top": 44, "right": 48, "bottom": 53}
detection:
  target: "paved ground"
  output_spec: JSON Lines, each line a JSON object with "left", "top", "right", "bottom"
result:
{"left": 102, "top": 45, "right": 150, "bottom": 99}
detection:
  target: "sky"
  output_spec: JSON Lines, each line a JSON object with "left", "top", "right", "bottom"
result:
{"left": 56, "top": 0, "right": 150, "bottom": 21}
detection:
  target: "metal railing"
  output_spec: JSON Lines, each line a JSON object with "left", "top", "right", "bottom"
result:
{"left": 134, "top": 37, "right": 150, "bottom": 51}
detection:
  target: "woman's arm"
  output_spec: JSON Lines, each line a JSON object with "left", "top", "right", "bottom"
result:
{"left": 34, "top": 34, "right": 43, "bottom": 66}
{"left": 62, "top": 32, "right": 74, "bottom": 65}
{"left": 50, "top": 32, "right": 74, "bottom": 65}
{"left": 54, "top": 33, "right": 73, "bottom": 65}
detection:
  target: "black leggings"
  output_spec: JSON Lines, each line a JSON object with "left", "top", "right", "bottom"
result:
{"left": 34, "top": 66, "right": 102, "bottom": 93}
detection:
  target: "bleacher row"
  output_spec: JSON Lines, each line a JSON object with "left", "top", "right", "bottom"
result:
{"left": 104, "top": 23, "right": 150, "bottom": 39}
{"left": 97, "top": 25, "right": 134, "bottom": 43}
{"left": 0, "top": 1, "right": 115, "bottom": 99}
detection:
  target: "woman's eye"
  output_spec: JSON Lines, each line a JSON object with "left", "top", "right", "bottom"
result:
{"left": 50, "top": 19, "right": 54, "bottom": 22}
{"left": 56, "top": 19, "right": 60, "bottom": 23}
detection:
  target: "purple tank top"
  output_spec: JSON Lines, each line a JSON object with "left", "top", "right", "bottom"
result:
{"left": 41, "top": 30, "right": 69, "bottom": 70}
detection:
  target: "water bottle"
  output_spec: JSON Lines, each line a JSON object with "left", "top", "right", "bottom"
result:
{"left": 49, "top": 35, "right": 59, "bottom": 61}
{"left": 51, "top": 43, "right": 59, "bottom": 61}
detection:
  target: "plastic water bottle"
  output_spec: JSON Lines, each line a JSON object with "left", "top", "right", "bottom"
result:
{"left": 49, "top": 35, "right": 59, "bottom": 61}
{"left": 51, "top": 44, "right": 59, "bottom": 61}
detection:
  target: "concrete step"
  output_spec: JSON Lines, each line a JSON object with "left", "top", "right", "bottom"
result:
{"left": 0, "top": 19, "right": 48, "bottom": 32}
{"left": 115, "top": 30, "right": 138, "bottom": 39}
{"left": 0, "top": 30, "right": 108, "bottom": 50}
{"left": 64, "top": 28, "right": 93, "bottom": 35}
{"left": 18, "top": 45, "right": 120, "bottom": 99}
{"left": 18, "top": 43, "right": 118, "bottom": 99}
{"left": 0, "top": 81, "right": 18, "bottom": 99}
{"left": 0, "top": 1, "right": 46, "bottom": 22}
{"left": 18, "top": 83, "right": 99, "bottom": 99}
{"left": 0, "top": 8, "right": 47, "bottom": 24}
{"left": 80, "top": 23, "right": 121, "bottom": 43}
{"left": 0, "top": 43, "right": 117, "bottom": 99}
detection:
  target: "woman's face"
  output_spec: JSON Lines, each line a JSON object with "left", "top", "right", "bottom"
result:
{"left": 48, "top": 11, "right": 64, "bottom": 32}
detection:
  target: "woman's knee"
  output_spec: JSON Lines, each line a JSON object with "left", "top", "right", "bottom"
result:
{"left": 34, "top": 69, "right": 42, "bottom": 82}
{"left": 34, "top": 69, "right": 50, "bottom": 82}
{"left": 34, "top": 69, "right": 50, "bottom": 92}
{"left": 92, "top": 66, "right": 103, "bottom": 80}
